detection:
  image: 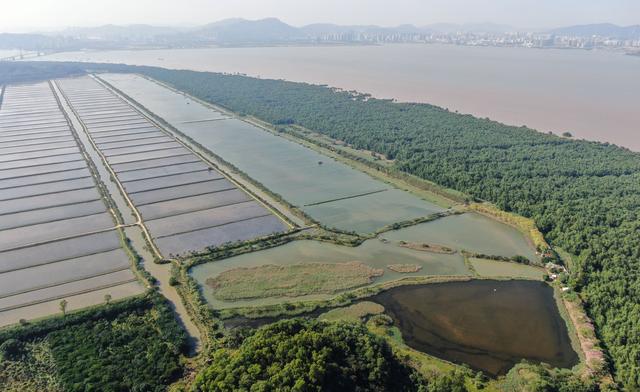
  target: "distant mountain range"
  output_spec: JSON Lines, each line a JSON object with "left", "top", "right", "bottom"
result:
{"left": 53, "top": 19, "right": 522, "bottom": 44}
{"left": 1, "top": 19, "right": 639, "bottom": 51}
{"left": 57, "top": 19, "right": 640, "bottom": 43}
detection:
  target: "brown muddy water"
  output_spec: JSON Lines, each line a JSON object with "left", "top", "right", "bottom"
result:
{"left": 372, "top": 280, "right": 578, "bottom": 376}
{"left": 42, "top": 44, "right": 640, "bottom": 151}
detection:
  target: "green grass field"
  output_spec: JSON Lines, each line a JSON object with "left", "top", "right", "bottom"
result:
{"left": 319, "top": 301, "right": 385, "bottom": 322}
{"left": 206, "top": 262, "right": 384, "bottom": 301}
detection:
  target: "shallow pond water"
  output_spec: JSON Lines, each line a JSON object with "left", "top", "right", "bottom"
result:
{"left": 0, "top": 187, "right": 101, "bottom": 215}
{"left": 101, "top": 73, "right": 444, "bottom": 233}
{"left": 0, "top": 152, "right": 82, "bottom": 170}
{"left": 116, "top": 161, "right": 206, "bottom": 182}
{"left": 372, "top": 280, "right": 578, "bottom": 376}
{"left": 0, "top": 200, "right": 106, "bottom": 231}
{"left": 471, "top": 258, "right": 543, "bottom": 280}
{"left": 382, "top": 212, "right": 538, "bottom": 261}
{"left": 191, "top": 208, "right": 539, "bottom": 308}
{"left": 128, "top": 179, "right": 235, "bottom": 205}
{"left": 0, "top": 167, "right": 90, "bottom": 189}
{"left": 0, "top": 212, "right": 115, "bottom": 251}
{"left": 191, "top": 235, "right": 470, "bottom": 309}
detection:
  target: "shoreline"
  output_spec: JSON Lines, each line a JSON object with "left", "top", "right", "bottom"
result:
{"left": 33, "top": 46, "right": 640, "bottom": 152}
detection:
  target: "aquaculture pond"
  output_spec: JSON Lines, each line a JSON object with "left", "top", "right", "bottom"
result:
{"left": 58, "top": 76, "right": 288, "bottom": 257}
{"left": 191, "top": 208, "right": 539, "bottom": 307}
{"left": 372, "top": 280, "right": 579, "bottom": 376}
{"left": 0, "top": 81, "right": 144, "bottom": 325}
{"left": 382, "top": 212, "right": 539, "bottom": 261}
{"left": 191, "top": 236, "right": 470, "bottom": 309}
{"left": 101, "top": 73, "right": 444, "bottom": 233}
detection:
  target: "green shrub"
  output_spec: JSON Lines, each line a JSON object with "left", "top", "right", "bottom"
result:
{"left": 0, "top": 339, "right": 23, "bottom": 361}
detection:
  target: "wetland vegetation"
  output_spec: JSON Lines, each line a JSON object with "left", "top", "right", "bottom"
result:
{"left": 191, "top": 235, "right": 471, "bottom": 308}
{"left": 0, "top": 62, "right": 85, "bottom": 85}
{"left": 205, "top": 262, "right": 384, "bottom": 301}
{"left": 318, "top": 301, "right": 385, "bottom": 322}
{"left": 387, "top": 264, "right": 423, "bottom": 273}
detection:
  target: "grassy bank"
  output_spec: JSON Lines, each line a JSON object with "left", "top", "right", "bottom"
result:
{"left": 216, "top": 275, "right": 473, "bottom": 320}
{"left": 318, "top": 301, "right": 385, "bottom": 322}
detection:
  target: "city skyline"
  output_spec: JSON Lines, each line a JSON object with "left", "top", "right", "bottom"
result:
{"left": 1, "top": 0, "right": 639, "bottom": 32}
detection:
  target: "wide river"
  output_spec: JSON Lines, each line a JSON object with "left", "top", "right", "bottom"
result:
{"left": 42, "top": 44, "right": 640, "bottom": 151}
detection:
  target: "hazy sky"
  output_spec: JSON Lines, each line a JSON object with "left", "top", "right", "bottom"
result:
{"left": 1, "top": 0, "right": 638, "bottom": 32}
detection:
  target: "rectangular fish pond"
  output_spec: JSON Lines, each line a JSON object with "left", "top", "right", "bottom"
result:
{"left": 100, "top": 73, "right": 445, "bottom": 234}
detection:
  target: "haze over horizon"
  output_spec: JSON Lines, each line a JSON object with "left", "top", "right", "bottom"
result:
{"left": 1, "top": 0, "right": 639, "bottom": 32}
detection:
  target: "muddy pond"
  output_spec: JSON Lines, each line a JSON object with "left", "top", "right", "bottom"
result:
{"left": 373, "top": 280, "right": 579, "bottom": 376}
{"left": 221, "top": 279, "right": 578, "bottom": 376}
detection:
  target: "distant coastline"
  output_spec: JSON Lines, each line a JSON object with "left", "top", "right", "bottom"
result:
{"left": 36, "top": 44, "right": 640, "bottom": 151}
{"left": 2, "top": 19, "right": 639, "bottom": 54}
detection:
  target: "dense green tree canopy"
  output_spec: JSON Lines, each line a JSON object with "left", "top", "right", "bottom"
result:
{"left": 0, "top": 294, "right": 187, "bottom": 392}
{"left": 193, "top": 319, "right": 423, "bottom": 392}
{"left": 0, "top": 62, "right": 85, "bottom": 84}
{"left": 501, "top": 363, "right": 600, "bottom": 392}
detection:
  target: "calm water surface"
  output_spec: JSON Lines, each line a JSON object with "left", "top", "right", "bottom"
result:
{"left": 191, "top": 211, "right": 537, "bottom": 309}
{"left": 373, "top": 280, "right": 578, "bottom": 376}
{"left": 43, "top": 44, "right": 640, "bottom": 151}
{"left": 101, "top": 73, "right": 444, "bottom": 233}
{"left": 383, "top": 212, "right": 538, "bottom": 261}
{"left": 191, "top": 237, "right": 469, "bottom": 309}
